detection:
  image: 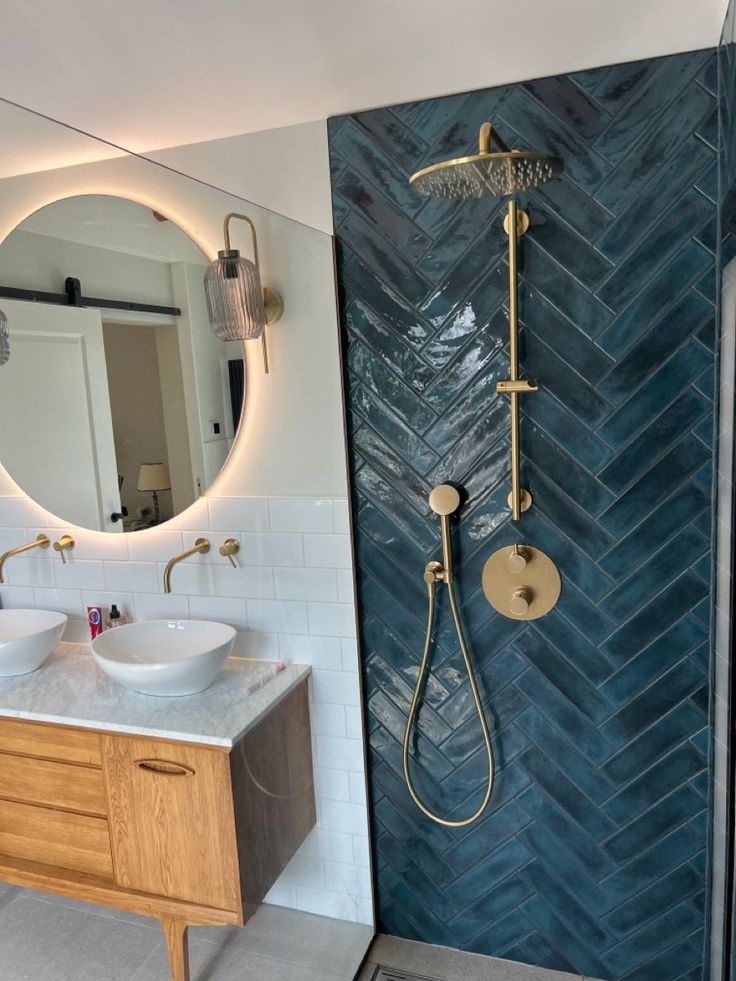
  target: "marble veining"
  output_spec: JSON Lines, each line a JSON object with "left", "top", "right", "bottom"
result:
{"left": 0, "top": 643, "right": 310, "bottom": 746}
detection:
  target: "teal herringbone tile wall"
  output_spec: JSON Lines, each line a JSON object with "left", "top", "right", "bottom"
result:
{"left": 328, "top": 50, "right": 717, "bottom": 979}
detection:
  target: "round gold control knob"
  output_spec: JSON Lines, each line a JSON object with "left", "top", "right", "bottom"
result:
{"left": 423, "top": 561, "right": 444, "bottom": 584}
{"left": 506, "top": 546, "right": 528, "bottom": 574}
{"left": 510, "top": 589, "right": 531, "bottom": 616}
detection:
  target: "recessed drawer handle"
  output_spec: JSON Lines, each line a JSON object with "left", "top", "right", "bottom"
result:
{"left": 135, "top": 759, "right": 195, "bottom": 777}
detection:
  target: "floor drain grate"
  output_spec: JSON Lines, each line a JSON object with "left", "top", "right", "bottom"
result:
{"left": 372, "top": 968, "right": 441, "bottom": 981}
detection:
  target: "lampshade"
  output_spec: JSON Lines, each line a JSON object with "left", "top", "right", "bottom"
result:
{"left": 204, "top": 251, "right": 266, "bottom": 342}
{"left": 137, "top": 462, "right": 170, "bottom": 493}
{"left": 0, "top": 310, "right": 8, "bottom": 367}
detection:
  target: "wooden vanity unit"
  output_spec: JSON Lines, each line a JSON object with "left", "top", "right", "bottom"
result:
{"left": 0, "top": 647, "right": 315, "bottom": 981}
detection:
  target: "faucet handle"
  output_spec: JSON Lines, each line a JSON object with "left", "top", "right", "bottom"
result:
{"left": 219, "top": 538, "right": 240, "bottom": 568}
{"left": 53, "top": 535, "right": 75, "bottom": 564}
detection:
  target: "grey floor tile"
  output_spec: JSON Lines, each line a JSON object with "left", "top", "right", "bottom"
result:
{"left": 190, "top": 903, "right": 373, "bottom": 977}
{"left": 15, "top": 885, "right": 162, "bottom": 931}
{"left": 0, "top": 893, "right": 160, "bottom": 980}
{"left": 369, "top": 935, "right": 585, "bottom": 981}
{"left": 132, "top": 938, "right": 348, "bottom": 981}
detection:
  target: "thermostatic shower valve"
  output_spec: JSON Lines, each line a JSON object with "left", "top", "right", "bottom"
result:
{"left": 482, "top": 544, "right": 561, "bottom": 620}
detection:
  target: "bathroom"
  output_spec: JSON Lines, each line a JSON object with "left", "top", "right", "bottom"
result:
{"left": 0, "top": 1, "right": 732, "bottom": 979}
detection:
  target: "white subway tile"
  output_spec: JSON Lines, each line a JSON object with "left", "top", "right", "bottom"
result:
{"left": 157, "top": 562, "right": 215, "bottom": 596}
{"left": 133, "top": 594, "right": 189, "bottom": 621}
{"left": 295, "top": 885, "right": 359, "bottom": 922}
{"left": 71, "top": 530, "right": 129, "bottom": 561}
{"left": 319, "top": 799, "right": 368, "bottom": 836}
{"left": 278, "top": 634, "right": 342, "bottom": 670}
{"left": 0, "top": 529, "right": 26, "bottom": 553}
{"left": 324, "top": 861, "right": 373, "bottom": 899}
{"left": 314, "top": 766, "right": 351, "bottom": 802}
{"left": 128, "top": 530, "right": 184, "bottom": 562}
{"left": 345, "top": 706, "right": 364, "bottom": 741}
{"left": 32, "top": 587, "right": 84, "bottom": 618}
{"left": 212, "top": 563, "right": 274, "bottom": 599}
{"left": 311, "top": 669, "right": 361, "bottom": 706}
{"left": 274, "top": 567, "right": 338, "bottom": 602}
{"left": 279, "top": 854, "right": 325, "bottom": 889}
{"left": 308, "top": 602, "right": 356, "bottom": 638}
{"left": 81, "top": 590, "right": 134, "bottom": 618}
{"left": 352, "top": 835, "right": 371, "bottom": 869}
{"left": 54, "top": 560, "right": 105, "bottom": 590}
{"left": 0, "top": 585, "right": 34, "bottom": 608}
{"left": 63, "top": 619, "right": 92, "bottom": 643}
{"left": 354, "top": 897, "right": 374, "bottom": 926}
{"left": 232, "top": 629, "right": 280, "bottom": 660}
{"left": 310, "top": 703, "right": 347, "bottom": 738}
{"left": 332, "top": 499, "right": 351, "bottom": 534}
{"left": 337, "top": 569, "right": 355, "bottom": 604}
{"left": 5, "top": 557, "right": 55, "bottom": 588}
{"left": 349, "top": 771, "right": 367, "bottom": 805}
{"left": 246, "top": 598, "right": 308, "bottom": 634}
{"left": 209, "top": 498, "right": 269, "bottom": 531}
{"left": 188, "top": 595, "right": 247, "bottom": 628}
{"left": 304, "top": 534, "right": 352, "bottom": 569}
{"left": 242, "top": 532, "right": 303, "bottom": 567}
{"left": 315, "top": 735, "right": 365, "bottom": 771}
{"left": 104, "top": 561, "right": 159, "bottom": 594}
{"left": 341, "top": 637, "right": 360, "bottom": 671}
{"left": 269, "top": 498, "right": 333, "bottom": 533}
{"left": 263, "top": 880, "right": 297, "bottom": 909}
{"left": 165, "top": 496, "right": 211, "bottom": 531}
{"left": 298, "top": 828, "right": 354, "bottom": 865}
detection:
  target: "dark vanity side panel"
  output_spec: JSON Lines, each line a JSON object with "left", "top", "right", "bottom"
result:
{"left": 230, "top": 679, "right": 316, "bottom": 915}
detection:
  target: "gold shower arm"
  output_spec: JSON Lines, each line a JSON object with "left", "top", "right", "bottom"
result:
{"left": 478, "top": 122, "right": 511, "bottom": 154}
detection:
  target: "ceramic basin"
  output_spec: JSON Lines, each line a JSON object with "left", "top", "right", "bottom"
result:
{"left": 0, "top": 609, "right": 67, "bottom": 676}
{"left": 91, "top": 619, "right": 237, "bottom": 696}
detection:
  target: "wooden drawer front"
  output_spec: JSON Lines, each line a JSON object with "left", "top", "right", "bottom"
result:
{"left": 102, "top": 735, "right": 240, "bottom": 912}
{"left": 0, "top": 752, "right": 107, "bottom": 816}
{"left": 0, "top": 798, "right": 112, "bottom": 877}
{"left": 0, "top": 718, "right": 101, "bottom": 767}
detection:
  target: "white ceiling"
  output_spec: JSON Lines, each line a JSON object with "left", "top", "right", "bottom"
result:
{"left": 0, "top": 0, "right": 729, "bottom": 155}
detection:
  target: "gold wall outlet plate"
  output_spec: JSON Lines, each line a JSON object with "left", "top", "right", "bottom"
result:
{"left": 482, "top": 545, "right": 561, "bottom": 620}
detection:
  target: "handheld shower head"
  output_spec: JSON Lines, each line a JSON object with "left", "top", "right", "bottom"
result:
{"left": 409, "top": 121, "right": 563, "bottom": 199}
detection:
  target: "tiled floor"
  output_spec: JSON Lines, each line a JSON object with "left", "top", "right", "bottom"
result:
{"left": 357, "top": 935, "right": 598, "bottom": 981}
{"left": 0, "top": 883, "right": 373, "bottom": 980}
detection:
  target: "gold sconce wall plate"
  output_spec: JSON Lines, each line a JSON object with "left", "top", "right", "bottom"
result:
{"left": 482, "top": 545, "right": 561, "bottom": 620}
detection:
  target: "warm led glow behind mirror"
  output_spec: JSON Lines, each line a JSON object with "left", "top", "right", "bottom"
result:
{"left": 0, "top": 194, "right": 246, "bottom": 532}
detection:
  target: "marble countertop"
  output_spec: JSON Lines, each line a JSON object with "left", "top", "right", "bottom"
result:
{"left": 0, "top": 643, "right": 311, "bottom": 747}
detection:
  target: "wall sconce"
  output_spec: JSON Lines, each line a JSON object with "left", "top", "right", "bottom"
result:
{"left": 0, "top": 309, "right": 8, "bottom": 366}
{"left": 138, "top": 462, "right": 170, "bottom": 524}
{"left": 204, "top": 212, "right": 284, "bottom": 374}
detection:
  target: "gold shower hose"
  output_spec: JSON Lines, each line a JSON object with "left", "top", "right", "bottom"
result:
{"left": 402, "top": 487, "right": 495, "bottom": 828}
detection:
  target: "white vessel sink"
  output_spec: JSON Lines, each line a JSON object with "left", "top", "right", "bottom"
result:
{"left": 0, "top": 609, "right": 67, "bottom": 676}
{"left": 91, "top": 619, "right": 236, "bottom": 696}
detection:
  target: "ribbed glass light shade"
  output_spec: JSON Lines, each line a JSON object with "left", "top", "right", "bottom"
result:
{"left": 204, "top": 252, "right": 266, "bottom": 342}
{"left": 0, "top": 310, "right": 8, "bottom": 367}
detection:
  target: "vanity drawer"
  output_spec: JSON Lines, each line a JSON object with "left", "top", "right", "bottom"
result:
{"left": 102, "top": 735, "right": 240, "bottom": 911}
{"left": 0, "top": 752, "right": 107, "bottom": 816}
{"left": 0, "top": 798, "right": 112, "bottom": 877}
{"left": 0, "top": 718, "right": 102, "bottom": 767}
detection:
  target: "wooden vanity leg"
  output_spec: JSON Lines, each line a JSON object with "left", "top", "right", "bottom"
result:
{"left": 161, "top": 917, "right": 190, "bottom": 981}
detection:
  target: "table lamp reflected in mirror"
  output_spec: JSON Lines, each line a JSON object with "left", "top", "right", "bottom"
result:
{"left": 137, "top": 463, "right": 170, "bottom": 525}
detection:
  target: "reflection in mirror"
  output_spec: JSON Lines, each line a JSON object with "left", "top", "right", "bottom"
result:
{"left": 0, "top": 194, "right": 245, "bottom": 532}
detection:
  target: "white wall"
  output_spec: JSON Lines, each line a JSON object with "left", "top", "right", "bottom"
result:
{"left": 0, "top": 127, "right": 370, "bottom": 924}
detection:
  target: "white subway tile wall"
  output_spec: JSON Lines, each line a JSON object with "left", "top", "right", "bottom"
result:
{"left": 0, "top": 488, "right": 372, "bottom": 926}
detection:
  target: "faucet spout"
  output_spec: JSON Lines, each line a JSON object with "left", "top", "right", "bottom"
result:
{"left": 0, "top": 534, "right": 50, "bottom": 584}
{"left": 163, "top": 538, "right": 210, "bottom": 593}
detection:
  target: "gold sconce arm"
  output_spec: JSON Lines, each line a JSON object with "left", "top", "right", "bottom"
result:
{"left": 223, "top": 213, "right": 284, "bottom": 374}
{"left": 0, "top": 534, "right": 50, "bottom": 584}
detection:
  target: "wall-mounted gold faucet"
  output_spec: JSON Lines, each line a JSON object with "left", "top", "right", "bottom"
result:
{"left": 0, "top": 534, "right": 50, "bottom": 584}
{"left": 163, "top": 538, "right": 210, "bottom": 593}
{"left": 218, "top": 538, "right": 240, "bottom": 568}
{"left": 53, "top": 535, "right": 75, "bottom": 564}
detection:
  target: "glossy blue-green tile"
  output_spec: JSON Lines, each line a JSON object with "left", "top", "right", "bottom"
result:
{"left": 521, "top": 893, "right": 609, "bottom": 979}
{"left": 604, "top": 900, "right": 705, "bottom": 978}
{"left": 343, "top": 256, "right": 434, "bottom": 352}
{"left": 604, "top": 862, "right": 704, "bottom": 938}
{"left": 523, "top": 75, "right": 611, "bottom": 140}
{"left": 524, "top": 203, "right": 614, "bottom": 289}
{"left": 525, "top": 424, "right": 613, "bottom": 515}
{"left": 351, "top": 108, "right": 428, "bottom": 171}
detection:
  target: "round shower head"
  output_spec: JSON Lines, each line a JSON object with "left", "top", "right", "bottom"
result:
{"left": 409, "top": 122, "right": 563, "bottom": 199}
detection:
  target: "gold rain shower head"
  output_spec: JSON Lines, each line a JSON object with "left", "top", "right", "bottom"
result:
{"left": 409, "top": 122, "right": 563, "bottom": 198}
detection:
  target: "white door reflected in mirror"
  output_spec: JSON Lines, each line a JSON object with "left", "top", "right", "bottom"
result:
{"left": 0, "top": 195, "right": 246, "bottom": 533}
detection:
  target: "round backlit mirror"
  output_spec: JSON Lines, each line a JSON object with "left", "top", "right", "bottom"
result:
{"left": 0, "top": 194, "right": 245, "bottom": 532}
